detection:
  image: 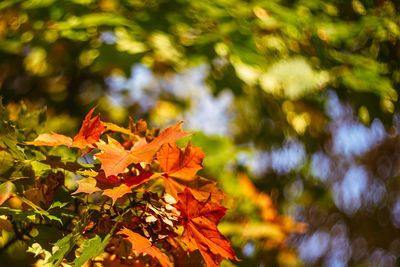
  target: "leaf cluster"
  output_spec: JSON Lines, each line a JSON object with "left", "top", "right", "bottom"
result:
{"left": 0, "top": 103, "right": 237, "bottom": 266}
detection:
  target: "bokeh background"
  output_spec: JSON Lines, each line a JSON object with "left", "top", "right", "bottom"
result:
{"left": 1, "top": 0, "right": 400, "bottom": 266}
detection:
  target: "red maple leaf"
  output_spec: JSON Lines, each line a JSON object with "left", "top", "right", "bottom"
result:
{"left": 95, "top": 173, "right": 122, "bottom": 190}
{"left": 71, "top": 107, "right": 106, "bottom": 149}
{"left": 174, "top": 188, "right": 237, "bottom": 267}
{"left": 26, "top": 107, "right": 105, "bottom": 150}
{"left": 123, "top": 171, "right": 154, "bottom": 187}
{"left": 117, "top": 228, "right": 173, "bottom": 267}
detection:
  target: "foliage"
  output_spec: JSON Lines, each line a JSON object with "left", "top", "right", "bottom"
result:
{"left": 1, "top": 0, "right": 400, "bottom": 266}
{"left": 0, "top": 102, "right": 242, "bottom": 266}
{"left": 1, "top": 0, "right": 399, "bottom": 126}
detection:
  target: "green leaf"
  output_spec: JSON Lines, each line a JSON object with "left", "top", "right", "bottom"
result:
{"left": 46, "top": 233, "right": 77, "bottom": 266}
{"left": 0, "top": 151, "right": 14, "bottom": 175}
{"left": 31, "top": 160, "right": 52, "bottom": 176}
{"left": 72, "top": 234, "right": 111, "bottom": 267}
{"left": 48, "top": 201, "right": 69, "bottom": 210}
{"left": 0, "top": 206, "right": 62, "bottom": 224}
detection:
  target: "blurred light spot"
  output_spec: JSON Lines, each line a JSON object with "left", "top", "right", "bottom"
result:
{"left": 358, "top": 106, "right": 370, "bottom": 125}
{"left": 351, "top": 238, "right": 368, "bottom": 261}
{"left": 245, "top": 140, "right": 305, "bottom": 177}
{"left": 332, "top": 119, "right": 385, "bottom": 157}
{"left": 333, "top": 165, "right": 368, "bottom": 215}
{"left": 100, "top": 31, "right": 116, "bottom": 44}
{"left": 328, "top": 234, "right": 351, "bottom": 265}
{"left": 24, "top": 47, "right": 49, "bottom": 76}
{"left": 150, "top": 32, "right": 181, "bottom": 62}
{"left": 282, "top": 100, "right": 294, "bottom": 113}
{"left": 106, "top": 64, "right": 234, "bottom": 135}
{"left": 364, "top": 179, "right": 386, "bottom": 208}
{"left": 323, "top": 256, "right": 346, "bottom": 267}
{"left": 310, "top": 152, "right": 332, "bottom": 182}
{"left": 284, "top": 179, "right": 304, "bottom": 200}
{"left": 259, "top": 57, "right": 328, "bottom": 99}
{"left": 352, "top": 0, "right": 366, "bottom": 15}
{"left": 242, "top": 242, "right": 254, "bottom": 257}
{"left": 391, "top": 197, "right": 400, "bottom": 227}
{"left": 159, "top": 65, "right": 234, "bottom": 136}
{"left": 115, "top": 28, "right": 147, "bottom": 54}
{"left": 244, "top": 150, "right": 269, "bottom": 177}
{"left": 325, "top": 90, "right": 345, "bottom": 119}
{"left": 21, "top": 31, "right": 34, "bottom": 43}
{"left": 214, "top": 42, "right": 229, "bottom": 57}
{"left": 298, "top": 231, "right": 330, "bottom": 263}
{"left": 79, "top": 49, "right": 99, "bottom": 67}
{"left": 368, "top": 249, "right": 396, "bottom": 266}
{"left": 106, "top": 64, "right": 155, "bottom": 111}
{"left": 231, "top": 56, "right": 261, "bottom": 85}
{"left": 270, "top": 140, "right": 305, "bottom": 175}
{"left": 288, "top": 112, "right": 311, "bottom": 135}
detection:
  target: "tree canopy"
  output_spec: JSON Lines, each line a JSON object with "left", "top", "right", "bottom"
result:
{"left": 1, "top": 0, "right": 400, "bottom": 266}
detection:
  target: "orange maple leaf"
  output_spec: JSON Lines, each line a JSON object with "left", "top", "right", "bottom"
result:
{"left": 132, "top": 122, "right": 193, "bottom": 164}
{"left": 157, "top": 142, "right": 223, "bottom": 204}
{"left": 26, "top": 107, "right": 105, "bottom": 150}
{"left": 163, "top": 176, "right": 224, "bottom": 204}
{"left": 158, "top": 142, "right": 204, "bottom": 180}
{"left": 103, "top": 184, "right": 132, "bottom": 205}
{"left": 117, "top": 228, "right": 173, "bottom": 267}
{"left": 96, "top": 122, "right": 192, "bottom": 177}
{"left": 95, "top": 136, "right": 135, "bottom": 177}
{"left": 25, "top": 131, "right": 73, "bottom": 147}
{"left": 175, "top": 188, "right": 236, "bottom": 267}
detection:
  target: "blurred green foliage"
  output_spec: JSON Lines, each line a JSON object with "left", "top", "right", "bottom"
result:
{"left": 1, "top": 0, "right": 400, "bottom": 266}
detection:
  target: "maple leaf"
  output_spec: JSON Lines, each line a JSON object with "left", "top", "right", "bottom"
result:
{"left": 96, "top": 122, "right": 191, "bottom": 177}
{"left": 158, "top": 142, "right": 204, "bottom": 180}
{"left": 157, "top": 143, "right": 224, "bottom": 205}
{"left": 103, "top": 184, "right": 132, "bottom": 205}
{"left": 96, "top": 136, "right": 135, "bottom": 177}
{"left": 95, "top": 172, "right": 122, "bottom": 190}
{"left": 174, "top": 188, "right": 236, "bottom": 267}
{"left": 130, "top": 122, "right": 192, "bottom": 164}
{"left": 72, "top": 177, "right": 102, "bottom": 195}
{"left": 102, "top": 122, "right": 134, "bottom": 136}
{"left": 93, "top": 167, "right": 155, "bottom": 191}
{"left": 71, "top": 107, "right": 106, "bottom": 149}
{"left": 25, "top": 132, "right": 73, "bottom": 147}
{"left": 164, "top": 176, "right": 224, "bottom": 204}
{"left": 26, "top": 107, "right": 105, "bottom": 150}
{"left": 117, "top": 228, "right": 172, "bottom": 267}
{"left": 123, "top": 171, "right": 155, "bottom": 187}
